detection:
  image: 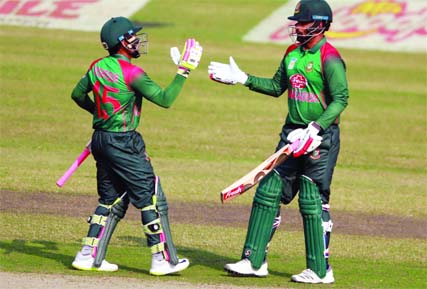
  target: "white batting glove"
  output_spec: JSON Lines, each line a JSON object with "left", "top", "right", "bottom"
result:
{"left": 170, "top": 47, "right": 180, "bottom": 65}
{"left": 292, "top": 122, "right": 323, "bottom": 157}
{"left": 171, "top": 38, "right": 203, "bottom": 78}
{"left": 287, "top": 128, "right": 305, "bottom": 143}
{"left": 208, "top": 56, "right": 248, "bottom": 85}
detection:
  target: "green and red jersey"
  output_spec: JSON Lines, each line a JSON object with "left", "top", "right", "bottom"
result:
{"left": 245, "top": 37, "right": 349, "bottom": 130}
{"left": 72, "top": 54, "right": 186, "bottom": 132}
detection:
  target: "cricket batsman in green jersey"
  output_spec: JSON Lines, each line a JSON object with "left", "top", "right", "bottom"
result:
{"left": 209, "top": 0, "right": 348, "bottom": 284}
{"left": 70, "top": 16, "right": 202, "bottom": 275}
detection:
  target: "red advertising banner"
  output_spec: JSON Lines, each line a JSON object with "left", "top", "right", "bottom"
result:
{"left": 244, "top": 0, "right": 427, "bottom": 52}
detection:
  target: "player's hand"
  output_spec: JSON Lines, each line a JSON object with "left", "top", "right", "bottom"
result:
{"left": 172, "top": 38, "right": 203, "bottom": 78}
{"left": 170, "top": 47, "right": 181, "bottom": 65}
{"left": 208, "top": 56, "right": 248, "bottom": 85}
{"left": 291, "top": 122, "right": 323, "bottom": 157}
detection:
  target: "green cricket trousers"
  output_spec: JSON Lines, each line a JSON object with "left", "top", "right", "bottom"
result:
{"left": 275, "top": 124, "right": 340, "bottom": 205}
{"left": 91, "top": 129, "right": 156, "bottom": 209}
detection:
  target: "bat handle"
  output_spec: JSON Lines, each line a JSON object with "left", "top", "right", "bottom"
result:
{"left": 56, "top": 148, "right": 91, "bottom": 187}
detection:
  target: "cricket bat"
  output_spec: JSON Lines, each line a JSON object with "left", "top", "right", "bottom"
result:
{"left": 56, "top": 141, "right": 91, "bottom": 187}
{"left": 220, "top": 142, "right": 299, "bottom": 203}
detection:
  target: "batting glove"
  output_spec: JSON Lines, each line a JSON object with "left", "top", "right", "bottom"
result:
{"left": 171, "top": 38, "right": 203, "bottom": 78}
{"left": 292, "top": 122, "right": 323, "bottom": 158}
{"left": 208, "top": 56, "right": 248, "bottom": 85}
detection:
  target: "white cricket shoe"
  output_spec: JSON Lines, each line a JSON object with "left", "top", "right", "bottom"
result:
{"left": 291, "top": 267, "right": 334, "bottom": 284}
{"left": 72, "top": 251, "right": 118, "bottom": 272}
{"left": 149, "top": 258, "right": 190, "bottom": 276}
{"left": 224, "top": 259, "right": 268, "bottom": 277}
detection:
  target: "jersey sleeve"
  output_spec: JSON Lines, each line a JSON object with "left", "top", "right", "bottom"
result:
{"left": 317, "top": 57, "right": 349, "bottom": 129}
{"left": 244, "top": 57, "right": 288, "bottom": 97}
{"left": 71, "top": 73, "right": 95, "bottom": 114}
{"left": 131, "top": 73, "right": 186, "bottom": 108}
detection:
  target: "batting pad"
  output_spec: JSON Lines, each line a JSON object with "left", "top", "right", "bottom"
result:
{"left": 299, "top": 175, "right": 327, "bottom": 278}
{"left": 155, "top": 176, "right": 179, "bottom": 265}
{"left": 242, "top": 171, "right": 282, "bottom": 269}
{"left": 94, "top": 197, "right": 127, "bottom": 267}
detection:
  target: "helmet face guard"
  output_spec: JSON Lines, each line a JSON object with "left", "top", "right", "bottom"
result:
{"left": 118, "top": 30, "right": 148, "bottom": 58}
{"left": 288, "top": 21, "right": 326, "bottom": 45}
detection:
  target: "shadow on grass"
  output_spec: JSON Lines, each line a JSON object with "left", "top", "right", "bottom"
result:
{"left": 177, "top": 246, "right": 292, "bottom": 279}
{"left": 117, "top": 235, "right": 292, "bottom": 278}
{"left": 0, "top": 239, "right": 72, "bottom": 268}
{"left": 0, "top": 238, "right": 291, "bottom": 279}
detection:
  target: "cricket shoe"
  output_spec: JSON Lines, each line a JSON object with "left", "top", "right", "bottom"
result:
{"left": 291, "top": 267, "right": 334, "bottom": 284}
{"left": 224, "top": 259, "right": 268, "bottom": 277}
{"left": 149, "top": 258, "right": 190, "bottom": 276}
{"left": 72, "top": 251, "right": 118, "bottom": 272}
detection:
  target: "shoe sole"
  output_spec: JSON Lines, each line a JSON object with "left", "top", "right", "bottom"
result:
{"left": 224, "top": 267, "right": 268, "bottom": 277}
{"left": 291, "top": 276, "right": 334, "bottom": 284}
{"left": 291, "top": 279, "right": 334, "bottom": 284}
{"left": 72, "top": 262, "right": 118, "bottom": 272}
{"left": 149, "top": 263, "right": 189, "bottom": 276}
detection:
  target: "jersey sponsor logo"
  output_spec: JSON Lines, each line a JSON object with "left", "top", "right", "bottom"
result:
{"left": 289, "top": 73, "right": 307, "bottom": 89}
{"left": 94, "top": 66, "right": 119, "bottom": 83}
{"left": 289, "top": 90, "right": 319, "bottom": 103}
{"left": 289, "top": 74, "right": 319, "bottom": 103}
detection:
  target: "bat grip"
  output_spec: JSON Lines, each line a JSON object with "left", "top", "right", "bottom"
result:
{"left": 56, "top": 148, "right": 91, "bottom": 187}
{"left": 290, "top": 139, "right": 300, "bottom": 151}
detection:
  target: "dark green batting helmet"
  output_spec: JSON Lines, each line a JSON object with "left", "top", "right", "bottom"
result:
{"left": 100, "top": 16, "right": 142, "bottom": 50}
{"left": 288, "top": 0, "right": 333, "bottom": 23}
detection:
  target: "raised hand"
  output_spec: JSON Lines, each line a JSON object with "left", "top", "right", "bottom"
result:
{"left": 171, "top": 38, "right": 203, "bottom": 78}
{"left": 208, "top": 56, "right": 248, "bottom": 85}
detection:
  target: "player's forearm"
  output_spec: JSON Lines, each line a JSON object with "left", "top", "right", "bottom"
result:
{"left": 133, "top": 73, "right": 186, "bottom": 108}
{"left": 245, "top": 62, "right": 287, "bottom": 97}
{"left": 246, "top": 75, "right": 286, "bottom": 97}
{"left": 317, "top": 100, "right": 347, "bottom": 129}
{"left": 71, "top": 81, "right": 95, "bottom": 114}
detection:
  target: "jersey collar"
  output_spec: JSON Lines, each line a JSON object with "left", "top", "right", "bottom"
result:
{"left": 300, "top": 36, "right": 327, "bottom": 54}
{"left": 112, "top": 53, "right": 131, "bottom": 62}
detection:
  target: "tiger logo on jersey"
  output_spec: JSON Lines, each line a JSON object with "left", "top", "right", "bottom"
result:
{"left": 305, "top": 61, "right": 314, "bottom": 73}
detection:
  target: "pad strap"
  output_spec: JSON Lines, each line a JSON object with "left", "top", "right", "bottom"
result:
{"left": 82, "top": 237, "right": 99, "bottom": 247}
{"left": 142, "top": 218, "right": 163, "bottom": 235}
{"left": 150, "top": 242, "right": 166, "bottom": 254}
{"left": 321, "top": 203, "right": 333, "bottom": 266}
{"left": 89, "top": 214, "right": 108, "bottom": 226}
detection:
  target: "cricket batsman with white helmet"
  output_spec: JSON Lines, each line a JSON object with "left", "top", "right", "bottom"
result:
{"left": 209, "top": 0, "right": 348, "bottom": 284}
{"left": 70, "top": 16, "right": 202, "bottom": 275}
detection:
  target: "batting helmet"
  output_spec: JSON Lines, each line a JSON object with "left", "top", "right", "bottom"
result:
{"left": 100, "top": 16, "right": 142, "bottom": 51}
{"left": 288, "top": 0, "right": 333, "bottom": 23}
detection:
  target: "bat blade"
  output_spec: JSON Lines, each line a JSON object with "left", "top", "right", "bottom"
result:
{"left": 220, "top": 143, "right": 296, "bottom": 203}
{"left": 56, "top": 141, "right": 91, "bottom": 187}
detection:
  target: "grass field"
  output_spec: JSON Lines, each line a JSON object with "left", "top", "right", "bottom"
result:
{"left": 1, "top": 0, "right": 426, "bottom": 288}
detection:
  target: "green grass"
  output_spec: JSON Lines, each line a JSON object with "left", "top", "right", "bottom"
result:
{"left": 0, "top": 0, "right": 426, "bottom": 288}
{"left": 1, "top": 213, "right": 425, "bottom": 288}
